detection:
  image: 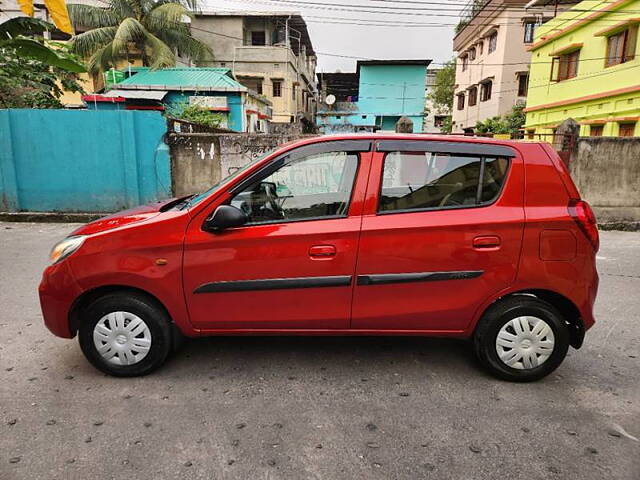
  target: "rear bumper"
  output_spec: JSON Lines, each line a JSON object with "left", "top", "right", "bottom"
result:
{"left": 581, "top": 266, "right": 599, "bottom": 332}
{"left": 39, "top": 260, "right": 82, "bottom": 339}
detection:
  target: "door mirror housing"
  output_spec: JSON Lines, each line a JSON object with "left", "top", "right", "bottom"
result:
{"left": 203, "top": 205, "right": 248, "bottom": 232}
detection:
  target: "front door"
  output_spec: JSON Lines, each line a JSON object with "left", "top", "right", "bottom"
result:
{"left": 352, "top": 140, "right": 525, "bottom": 332}
{"left": 183, "top": 141, "right": 372, "bottom": 331}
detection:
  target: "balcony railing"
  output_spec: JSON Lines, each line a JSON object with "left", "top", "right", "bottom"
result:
{"left": 456, "top": 0, "right": 492, "bottom": 34}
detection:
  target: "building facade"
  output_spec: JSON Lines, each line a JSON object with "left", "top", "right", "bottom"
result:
{"left": 423, "top": 68, "right": 450, "bottom": 133}
{"left": 452, "top": 0, "right": 575, "bottom": 133}
{"left": 84, "top": 68, "right": 272, "bottom": 133}
{"left": 316, "top": 60, "right": 430, "bottom": 134}
{"left": 524, "top": 0, "right": 640, "bottom": 137}
{"left": 190, "top": 11, "right": 318, "bottom": 126}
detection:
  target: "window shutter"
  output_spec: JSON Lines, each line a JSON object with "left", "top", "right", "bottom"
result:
{"left": 625, "top": 26, "right": 638, "bottom": 61}
{"left": 550, "top": 57, "right": 559, "bottom": 81}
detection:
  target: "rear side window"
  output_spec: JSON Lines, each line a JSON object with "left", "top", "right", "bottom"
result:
{"left": 379, "top": 151, "right": 509, "bottom": 213}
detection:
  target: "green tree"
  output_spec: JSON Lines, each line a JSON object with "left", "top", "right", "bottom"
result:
{"left": 475, "top": 102, "right": 527, "bottom": 136}
{"left": 0, "top": 44, "right": 86, "bottom": 108}
{"left": 0, "top": 17, "right": 86, "bottom": 108}
{"left": 0, "top": 17, "right": 85, "bottom": 72}
{"left": 166, "top": 101, "right": 225, "bottom": 130}
{"left": 67, "top": 0, "right": 213, "bottom": 74}
{"left": 427, "top": 59, "right": 455, "bottom": 133}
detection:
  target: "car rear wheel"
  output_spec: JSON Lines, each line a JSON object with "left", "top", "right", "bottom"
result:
{"left": 78, "top": 293, "right": 172, "bottom": 377}
{"left": 474, "top": 296, "right": 570, "bottom": 382}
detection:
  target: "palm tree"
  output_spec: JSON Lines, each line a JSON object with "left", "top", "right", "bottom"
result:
{"left": 67, "top": 0, "right": 212, "bottom": 74}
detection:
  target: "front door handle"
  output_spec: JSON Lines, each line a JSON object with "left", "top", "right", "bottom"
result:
{"left": 473, "top": 235, "right": 501, "bottom": 250}
{"left": 309, "top": 245, "right": 336, "bottom": 258}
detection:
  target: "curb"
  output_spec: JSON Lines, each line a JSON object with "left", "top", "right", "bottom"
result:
{"left": 599, "top": 222, "right": 640, "bottom": 232}
{"left": 0, "top": 212, "right": 105, "bottom": 223}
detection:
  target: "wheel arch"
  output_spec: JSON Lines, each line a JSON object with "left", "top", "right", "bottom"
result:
{"left": 68, "top": 285, "right": 185, "bottom": 346}
{"left": 477, "top": 289, "right": 585, "bottom": 349}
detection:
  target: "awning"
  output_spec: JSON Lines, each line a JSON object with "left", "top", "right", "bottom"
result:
{"left": 104, "top": 89, "right": 168, "bottom": 100}
{"left": 548, "top": 43, "right": 583, "bottom": 57}
{"left": 594, "top": 18, "right": 640, "bottom": 37}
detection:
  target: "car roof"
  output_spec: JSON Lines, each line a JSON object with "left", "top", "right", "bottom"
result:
{"left": 307, "top": 133, "right": 541, "bottom": 147}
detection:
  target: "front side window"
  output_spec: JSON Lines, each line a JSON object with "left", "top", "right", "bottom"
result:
{"left": 461, "top": 55, "right": 469, "bottom": 71}
{"left": 230, "top": 151, "right": 359, "bottom": 224}
{"left": 457, "top": 93, "right": 465, "bottom": 110}
{"left": 378, "top": 152, "right": 509, "bottom": 213}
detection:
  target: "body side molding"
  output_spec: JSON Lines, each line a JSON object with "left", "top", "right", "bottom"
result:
{"left": 194, "top": 275, "right": 353, "bottom": 294}
{"left": 357, "top": 271, "right": 484, "bottom": 286}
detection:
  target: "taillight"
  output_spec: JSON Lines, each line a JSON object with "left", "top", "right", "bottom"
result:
{"left": 568, "top": 199, "right": 599, "bottom": 252}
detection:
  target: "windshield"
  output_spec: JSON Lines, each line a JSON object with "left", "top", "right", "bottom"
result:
{"left": 181, "top": 148, "right": 279, "bottom": 210}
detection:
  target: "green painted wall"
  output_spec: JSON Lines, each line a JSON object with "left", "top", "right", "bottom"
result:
{"left": 525, "top": 0, "right": 640, "bottom": 136}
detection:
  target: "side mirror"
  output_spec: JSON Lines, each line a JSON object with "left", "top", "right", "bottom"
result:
{"left": 203, "top": 205, "right": 248, "bottom": 232}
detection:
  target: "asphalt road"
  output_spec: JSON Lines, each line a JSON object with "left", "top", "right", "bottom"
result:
{"left": 1, "top": 222, "right": 638, "bottom": 480}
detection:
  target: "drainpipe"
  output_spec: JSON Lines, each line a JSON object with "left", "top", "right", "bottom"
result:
{"left": 232, "top": 46, "right": 237, "bottom": 77}
{"left": 285, "top": 15, "right": 291, "bottom": 48}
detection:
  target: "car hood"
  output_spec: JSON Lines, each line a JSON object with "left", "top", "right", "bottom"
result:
{"left": 70, "top": 198, "right": 184, "bottom": 236}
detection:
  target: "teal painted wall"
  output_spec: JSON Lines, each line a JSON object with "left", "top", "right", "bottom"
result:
{"left": 358, "top": 64, "right": 426, "bottom": 121}
{"left": 0, "top": 109, "right": 171, "bottom": 212}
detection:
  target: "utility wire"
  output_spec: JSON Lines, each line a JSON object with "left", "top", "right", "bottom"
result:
{"left": 225, "top": 0, "right": 640, "bottom": 19}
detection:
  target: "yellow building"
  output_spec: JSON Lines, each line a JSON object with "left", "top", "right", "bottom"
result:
{"left": 524, "top": 0, "right": 640, "bottom": 137}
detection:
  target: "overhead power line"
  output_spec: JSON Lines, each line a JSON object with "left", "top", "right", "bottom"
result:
{"left": 230, "top": 0, "right": 640, "bottom": 17}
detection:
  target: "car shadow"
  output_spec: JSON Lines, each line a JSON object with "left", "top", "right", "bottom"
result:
{"left": 163, "top": 335, "right": 487, "bottom": 380}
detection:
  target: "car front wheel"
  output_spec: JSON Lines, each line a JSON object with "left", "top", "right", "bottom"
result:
{"left": 78, "top": 292, "right": 173, "bottom": 377}
{"left": 474, "top": 296, "right": 570, "bottom": 382}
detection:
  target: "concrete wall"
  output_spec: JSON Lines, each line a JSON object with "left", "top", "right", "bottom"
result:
{"left": 169, "top": 132, "right": 312, "bottom": 197}
{"left": 570, "top": 137, "right": 640, "bottom": 224}
{"left": 0, "top": 109, "right": 171, "bottom": 212}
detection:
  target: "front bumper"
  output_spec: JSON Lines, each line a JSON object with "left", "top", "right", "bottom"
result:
{"left": 38, "top": 260, "right": 82, "bottom": 338}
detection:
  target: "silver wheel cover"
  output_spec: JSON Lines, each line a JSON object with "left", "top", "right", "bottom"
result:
{"left": 495, "top": 316, "right": 555, "bottom": 370}
{"left": 93, "top": 311, "right": 152, "bottom": 366}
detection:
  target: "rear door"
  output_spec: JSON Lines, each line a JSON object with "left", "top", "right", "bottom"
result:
{"left": 351, "top": 140, "right": 525, "bottom": 332}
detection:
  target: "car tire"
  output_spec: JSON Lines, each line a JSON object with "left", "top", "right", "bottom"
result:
{"left": 78, "top": 292, "right": 173, "bottom": 377}
{"left": 473, "top": 296, "right": 570, "bottom": 382}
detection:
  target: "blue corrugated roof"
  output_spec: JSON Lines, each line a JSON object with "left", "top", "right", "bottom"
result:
{"left": 115, "top": 68, "right": 247, "bottom": 92}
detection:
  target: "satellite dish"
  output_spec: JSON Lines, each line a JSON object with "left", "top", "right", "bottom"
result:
{"left": 325, "top": 94, "right": 336, "bottom": 105}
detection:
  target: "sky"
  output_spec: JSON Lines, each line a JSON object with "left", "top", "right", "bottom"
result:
{"left": 204, "top": 0, "right": 458, "bottom": 72}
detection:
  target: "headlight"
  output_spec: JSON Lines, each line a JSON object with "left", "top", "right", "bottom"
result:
{"left": 49, "top": 236, "right": 86, "bottom": 264}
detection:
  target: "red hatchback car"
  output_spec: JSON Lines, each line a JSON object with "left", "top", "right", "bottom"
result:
{"left": 39, "top": 135, "right": 599, "bottom": 381}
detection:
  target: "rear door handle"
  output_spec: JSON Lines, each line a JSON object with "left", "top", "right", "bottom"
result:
{"left": 309, "top": 245, "right": 337, "bottom": 258}
{"left": 473, "top": 235, "right": 501, "bottom": 250}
